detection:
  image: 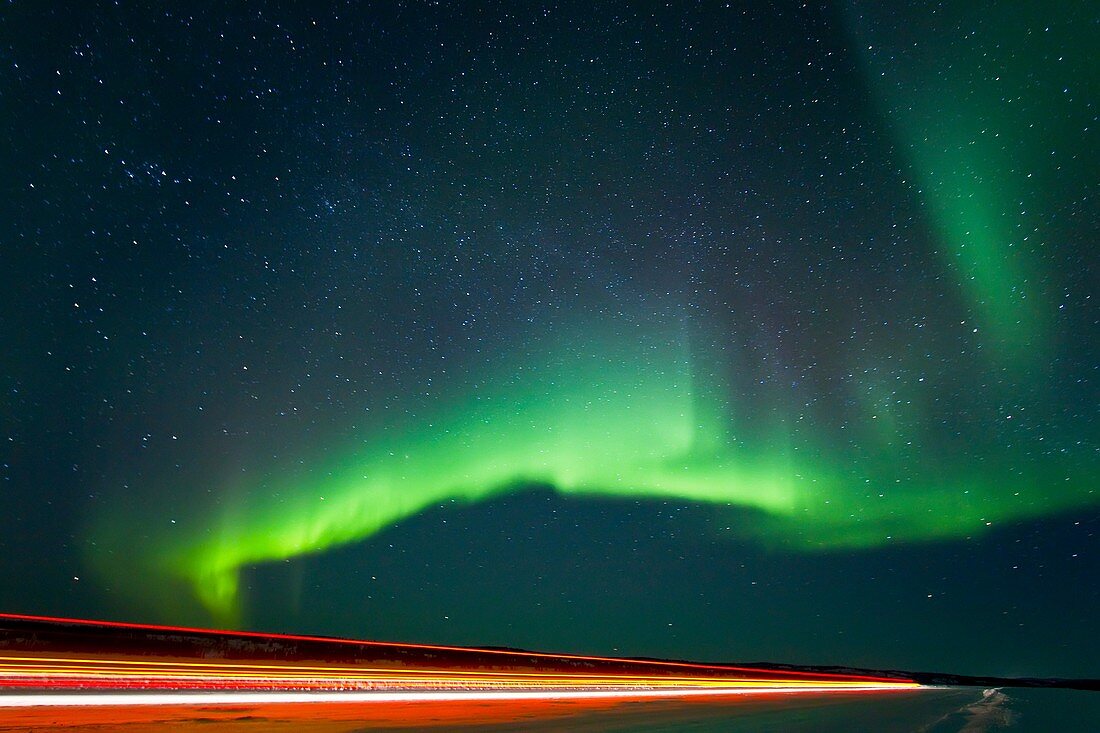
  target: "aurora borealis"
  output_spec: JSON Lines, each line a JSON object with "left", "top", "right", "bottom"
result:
{"left": 846, "top": 0, "right": 1097, "bottom": 358}
{"left": 2, "top": 0, "right": 1097, "bottom": 690}
{"left": 110, "top": 307, "right": 1092, "bottom": 624}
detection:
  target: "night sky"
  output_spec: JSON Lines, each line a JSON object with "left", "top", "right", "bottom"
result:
{"left": 2, "top": 1, "right": 1097, "bottom": 679}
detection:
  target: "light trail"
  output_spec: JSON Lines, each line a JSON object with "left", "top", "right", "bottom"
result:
{"left": 0, "top": 655, "right": 907, "bottom": 688}
{"left": 0, "top": 656, "right": 919, "bottom": 693}
{"left": 0, "top": 613, "right": 904, "bottom": 682}
{"left": 0, "top": 686, "right": 920, "bottom": 708}
{"left": 0, "top": 612, "right": 923, "bottom": 710}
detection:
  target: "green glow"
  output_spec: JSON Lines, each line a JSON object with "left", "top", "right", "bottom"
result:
{"left": 151, "top": 325, "right": 804, "bottom": 620}
{"left": 84, "top": 7, "right": 1098, "bottom": 623}
{"left": 89, "top": 318, "right": 1095, "bottom": 623}
{"left": 845, "top": 1, "right": 1095, "bottom": 357}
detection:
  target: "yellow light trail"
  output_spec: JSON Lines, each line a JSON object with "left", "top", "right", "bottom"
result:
{"left": 0, "top": 613, "right": 923, "bottom": 709}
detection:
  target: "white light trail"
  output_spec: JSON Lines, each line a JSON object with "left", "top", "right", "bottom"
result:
{"left": 0, "top": 686, "right": 920, "bottom": 708}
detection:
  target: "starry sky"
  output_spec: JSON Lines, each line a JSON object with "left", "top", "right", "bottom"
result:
{"left": 1, "top": 1, "right": 1096, "bottom": 678}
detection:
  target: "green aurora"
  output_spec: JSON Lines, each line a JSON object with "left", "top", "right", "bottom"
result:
{"left": 845, "top": 0, "right": 1097, "bottom": 358}
{"left": 82, "top": 3, "right": 1098, "bottom": 626}
{"left": 89, "top": 317, "right": 1095, "bottom": 624}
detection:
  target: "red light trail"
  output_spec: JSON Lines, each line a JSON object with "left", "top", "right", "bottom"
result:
{"left": 0, "top": 612, "right": 922, "bottom": 715}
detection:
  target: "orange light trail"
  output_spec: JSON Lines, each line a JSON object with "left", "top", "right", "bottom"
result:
{"left": 0, "top": 613, "right": 901, "bottom": 681}
{"left": 0, "top": 613, "right": 922, "bottom": 708}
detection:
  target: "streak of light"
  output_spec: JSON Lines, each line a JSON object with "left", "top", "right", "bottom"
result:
{"left": 0, "top": 656, "right": 904, "bottom": 687}
{"left": 0, "top": 613, "right": 922, "bottom": 708}
{"left": 0, "top": 686, "right": 921, "bottom": 708}
{"left": 0, "top": 613, "right": 903, "bottom": 683}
